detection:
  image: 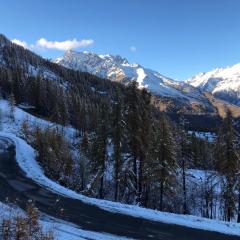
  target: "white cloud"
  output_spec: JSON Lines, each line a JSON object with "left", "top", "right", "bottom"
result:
{"left": 12, "top": 37, "right": 94, "bottom": 51}
{"left": 130, "top": 46, "right": 137, "bottom": 52}
{"left": 36, "top": 38, "right": 94, "bottom": 51}
{"left": 12, "top": 39, "right": 28, "bottom": 49}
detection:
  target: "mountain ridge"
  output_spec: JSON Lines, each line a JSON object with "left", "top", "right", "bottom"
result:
{"left": 54, "top": 50, "right": 208, "bottom": 104}
{"left": 186, "top": 63, "right": 240, "bottom": 105}
{"left": 55, "top": 50, "right": 240, "bottom": 108}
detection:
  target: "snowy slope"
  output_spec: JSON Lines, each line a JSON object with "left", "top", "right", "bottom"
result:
{"left": 2, "top": 131, "right": 240, "bottom": 236}
{"left": 0, "top": 100, "right": 239, "bottom": 236}
{"left": 54, "top": 50, "right": 205, "bottom": 102}
{"left": 187, "top": 63, "right": 240, "bottom": 105}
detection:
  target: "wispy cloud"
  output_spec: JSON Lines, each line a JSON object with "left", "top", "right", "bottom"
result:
{"left": 130, "top": 46, "right": 137, "bottom": 52}
{"left": 12, "top": 37, "right": 94, "bottom": 51}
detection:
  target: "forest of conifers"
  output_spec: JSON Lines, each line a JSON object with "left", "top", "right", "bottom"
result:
{"left": 1, "top": 34, "right": 240, "bottom": 223}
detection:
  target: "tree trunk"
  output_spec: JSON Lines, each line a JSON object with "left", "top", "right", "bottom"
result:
{"left": 99, "top": 157, "right": 105, "bottom": 199}
{"left": 227, "top": 206, "right": 231, "bottom": 222}
{"left": 99, "top": 173, "right": 104, "bottom": 199}
{"left": 210, "top": 189, "right": 213, "bottom": 219}
{"left": 114, "top": 151, "right": 120, "bottom": 201}
{"left": 81, "top": 168, "right": 85, "bottom": 191}
{"left": 237, "top": 189, "right": 240, "bottom": 223}
{"left": 182, "top": 158, "right": 187, "bottom": 214}
{"left": 160, "top": 181, "right": 164, "bottom": 211}
{"left": 144, "top": 185, "right": 149, "bottom": 208}
{"left": 133, "top": 156, "right": 138, "bottom": 203}
{"left": 138, "top": 158, "right": 143, "bottom": 205}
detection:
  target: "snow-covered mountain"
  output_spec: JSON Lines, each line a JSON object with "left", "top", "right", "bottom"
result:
{"left": 187, "top": 64, "right": 240, "bottom": 105}
{"left": 1, "top": 32, "right": 239, "bottom": 125}
{"left": 54, "top": 50, "right": 205, "bottom": 102}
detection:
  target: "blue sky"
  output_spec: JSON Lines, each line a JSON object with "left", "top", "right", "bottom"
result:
{"left": 1, "top": 0, "right": 240, "bottom": 80}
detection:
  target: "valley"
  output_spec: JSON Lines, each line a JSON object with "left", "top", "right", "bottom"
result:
{"left": 0, "top": 33, "right": 240, "bottom": 239}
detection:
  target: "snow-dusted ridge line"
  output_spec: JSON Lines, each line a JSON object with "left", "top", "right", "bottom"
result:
{"left": 0, "top": 132, "right": 239, "bottom": 236}
{"left": 54, "top": 50, "right": 206, "bottom": 103}
{"left": 186, "top": 63, "right": 240, "bottom": 104}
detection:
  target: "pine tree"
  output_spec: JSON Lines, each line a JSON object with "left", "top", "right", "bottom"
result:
{"left": 138, "top": 88, "right": 153, "bottom": 206}
{"left": 11, "top": 69, "right": 23, "bottom": 104}
{"left": 32, "top": 127, "right": 73, "bottom": 185}
{"left": 57, "top": 91, "right": 69, "bottom": 126}
{"left": 214, "top": 111, "right": 240, "bottom": 221}
{"left": 112, "top": 94, "right": 124, "bottom": 201}
{"left": 152, "top": 114, "right": 178, "bottom": 211}
{"left": 79, "top": 131, "right": 89, "bottom": 190}
{"left": 8, "top": 92, "right": 16, "bottom": 121}
{"left": 124, "top": 81, "right": 142, "bottom": 203}
{"left": 21, "top": 117, "right": 30, "bottom": 139}
{"left": 190, "top": 132, "right": 201, "bottom": 168}
{"left": 90, "top": 102, "right": 109, "bottom": 199}
{"left": 178, "top": 117, "right": 191, "bottom": 214}
{"left": 0, "top": 105, "right": 2, "bottom": 131}
{"left": 124, "top": 82, "right": 153, "bottom": 205}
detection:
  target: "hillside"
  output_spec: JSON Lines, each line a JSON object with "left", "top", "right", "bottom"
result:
{"left": 1, "top": 33, "right": 240, "bottom": 237}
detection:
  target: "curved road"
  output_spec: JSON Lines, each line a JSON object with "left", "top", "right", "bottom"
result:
{"left": 0, "top": 137, "right": 239, "bottom": 240}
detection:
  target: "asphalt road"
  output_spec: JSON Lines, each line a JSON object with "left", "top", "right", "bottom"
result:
{"left": 0, "top": 137, "right": 239, "bottom": 240}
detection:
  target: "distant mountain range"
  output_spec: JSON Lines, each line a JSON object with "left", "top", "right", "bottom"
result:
{"left": 54, "top": 50, "right": 206, "bottom": 103}
{"left": 187, "top": 64, "right": 240, "bottom": 105}
{"left": 55, "top": 50, "right": 240, "bottom": 108}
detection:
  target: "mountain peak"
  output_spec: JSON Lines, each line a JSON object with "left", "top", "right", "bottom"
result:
{"left": 187, "top": 63, "right": 240, "bottom": 105}
{"left": 0, "top": 34, "right": 11, "bottom": 47}
{"left": 54, "top": 50, "right": 206, "bottom": 102}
